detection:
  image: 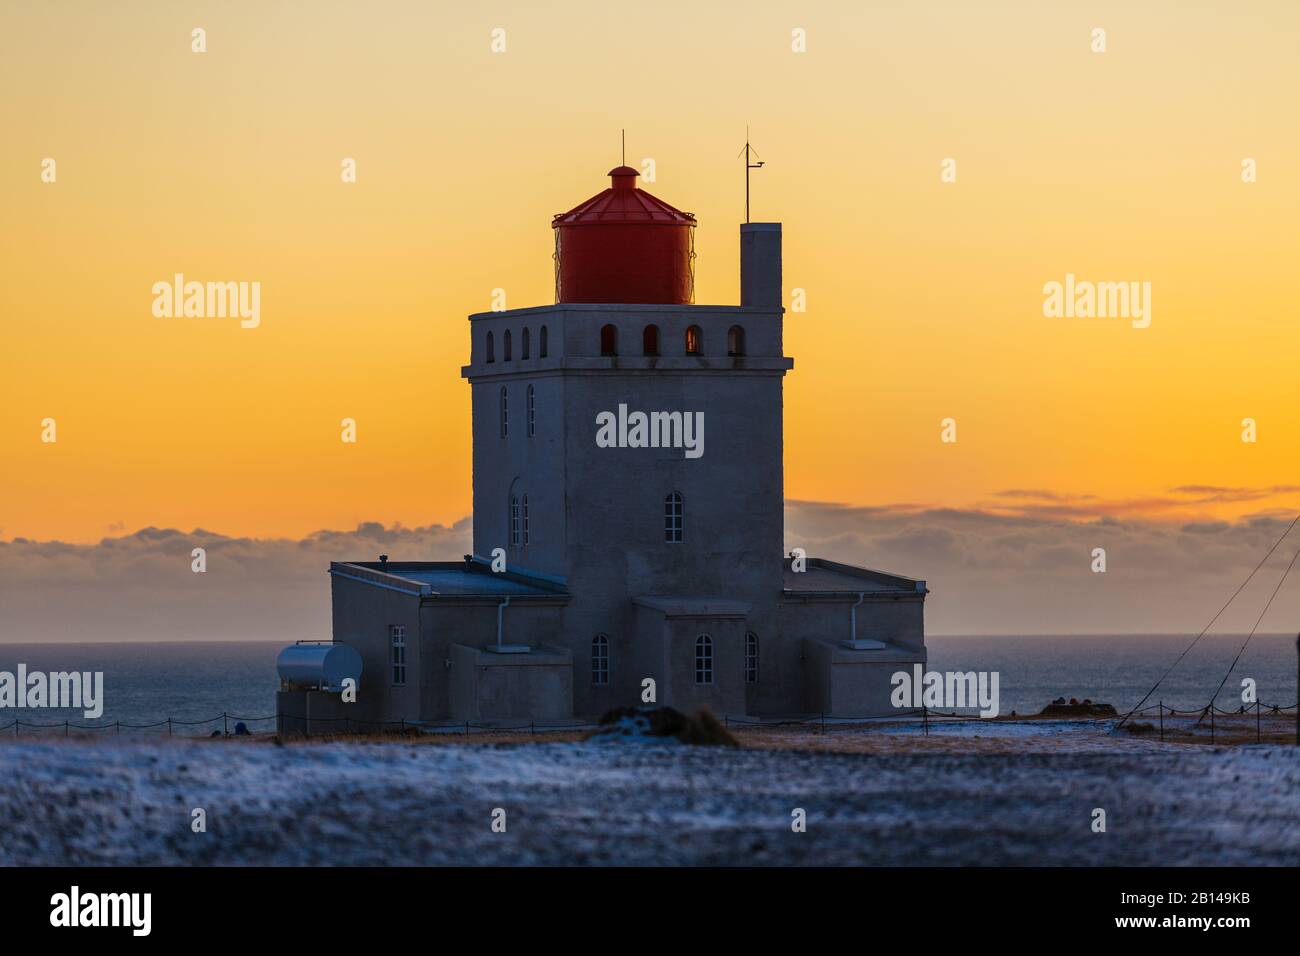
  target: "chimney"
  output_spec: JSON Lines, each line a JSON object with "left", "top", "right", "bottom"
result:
{"left": 740, "top": 222, "right": 782, "bottom": 308}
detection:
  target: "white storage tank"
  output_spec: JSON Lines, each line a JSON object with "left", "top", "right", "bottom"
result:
{"left": 277, "top": 642, "right": 363, "bottom": 692}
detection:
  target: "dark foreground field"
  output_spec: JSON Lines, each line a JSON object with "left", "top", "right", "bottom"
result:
{"left": 1, "top": 733, "right": 1297, "bottom": 866}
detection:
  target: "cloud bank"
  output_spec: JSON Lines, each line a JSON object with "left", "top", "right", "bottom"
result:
{"left": 0, "top": 521, "right": 472, "bottom": 644}
{"left": 786, "top": 493, "right": 1300, "bottom": 634}
{"left": 2, "top": 491, "right": 1299, "bottom": 641}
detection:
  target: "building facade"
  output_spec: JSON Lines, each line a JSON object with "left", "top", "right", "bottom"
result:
{"left": 280, "top": 166, "right": 927, "bottom": 730}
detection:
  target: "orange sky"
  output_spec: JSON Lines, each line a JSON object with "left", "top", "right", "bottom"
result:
{"left": 2, "top": 0, "right": 1298, "bottom": 543}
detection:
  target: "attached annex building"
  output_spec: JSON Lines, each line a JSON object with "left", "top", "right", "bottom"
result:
{"left": 279, "top": 164, "right": 928, "bottom": 730}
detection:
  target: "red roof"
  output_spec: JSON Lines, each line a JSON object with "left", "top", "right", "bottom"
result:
{"left": 553, "top": 167, "right": 696, "bottom": 227}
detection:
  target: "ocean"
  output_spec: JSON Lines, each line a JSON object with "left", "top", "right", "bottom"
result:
{"left": 0, "top": 634, "right": 1294, "bottom": 735}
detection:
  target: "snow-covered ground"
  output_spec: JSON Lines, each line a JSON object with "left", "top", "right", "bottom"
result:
{"left": 1, "top": 734, "right": 1297, "bottom": 865}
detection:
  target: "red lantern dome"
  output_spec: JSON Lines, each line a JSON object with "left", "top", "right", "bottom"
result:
{"left": 552, "top": 166, "right": 696, "bottom": 305}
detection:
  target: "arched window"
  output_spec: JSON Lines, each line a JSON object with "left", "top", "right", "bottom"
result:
{"left": 503, "top": 329, "right": 512, "bottom": 361}
{"left": 745, "top": 632, "right": 759, "bottom": 683}
{"left": 527, "top": 384, "right": 536, "bottom": 438}
{"left": 664, "top": 492, "right": 683, "bottom": 543}
{"left": 727, "top": 324, "right": 746, "bottom": 357}
{"left": 685, "top": 325, "right": 702, "bottom": 355}
{"left": 600, "top": 323, "right": 618, "bottom": 356}
{"left": 522, "top": 327, "right": 530, "bottom": 360}
{"left": 540, "top": 325, "right": 548, "bottom": 358}
{"left": 522, "top": 494, "right": 530, "bottom": 546}
{"left": 695, "top": 635, "right": 713, "bottom": 685}
{"left": 486, "top": 330, "right": 495, "bottom": 364}
{"left": 499, "top": 386, "right": 508, "bottom": 438}
{"left": 643, "top": 324, "right": 659, "bottom": 356}
{"left": 509, "top": 495, "right": 520, "bottom": 546}
{"left": 592, "top": 634, "right": 609, "bottom": 685}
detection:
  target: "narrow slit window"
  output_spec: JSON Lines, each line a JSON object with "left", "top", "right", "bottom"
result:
{"left": 664, "top": 492, "right": 683, "bottom": 543}
{"left": 390, "top": 625, "right": 407, "bottom": 686}
{"left": 727, "top": 324, "right": 746, "bottom": 357}
{"left": 685, "top": 325, "right": 702, "bottom": 355}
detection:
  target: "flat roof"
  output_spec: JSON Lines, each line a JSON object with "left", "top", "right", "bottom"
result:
{"left": 391, "top": 569, "right": 558, "bottom": 595}
{"left": 632, "top": 596, "right": 752, "bottom": 618}
{"left": 329, "top": 560, "right": 568, "bottom": 599}
{"left": 783, "top": 558, "right": 927, "bottom": 595}
{"left": 468, "top": 302, "right": 782, "bottom": 321}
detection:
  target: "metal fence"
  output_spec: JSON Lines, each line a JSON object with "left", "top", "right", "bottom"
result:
{"left": 3, "top": 700, "right": 1294, "bottom": 742}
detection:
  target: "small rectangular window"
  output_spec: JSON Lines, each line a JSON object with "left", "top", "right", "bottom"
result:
{"left": 390, "top": 625, "right": 407, "bottom": 686}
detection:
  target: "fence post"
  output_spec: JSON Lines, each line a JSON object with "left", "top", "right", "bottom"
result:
{"left": 116, "top": 721, "right": 120, "bottom": 736}
{"left": 1158, "top": 701, "right": 1163, "bottom": 742}
{"left": 465, "top": 721, "right": 469, "bottom": 736}
{"left": 1256, "top": 699, "right": 1261, "bottom": 744}
{"left": 923, "top": 705, "right": 929, "bottom": 737}
{"left": 223, "top": 712, "right": 228, "bottom": 737}
{"left": 64, "top": 720, "right": 68, "bottom": 738}
{"left": 1210, "top": 706, "right": 1215, "bottom": 745}
{"left": 167, "top": 718, "right": 172, "bottom": 737}
{"left": 530, "top": 721, "right": 535, "bottom": 736}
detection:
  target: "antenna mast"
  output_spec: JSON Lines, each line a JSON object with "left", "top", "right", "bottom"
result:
{"left": 739, "top": 127, "right": 765, "bottom": 223}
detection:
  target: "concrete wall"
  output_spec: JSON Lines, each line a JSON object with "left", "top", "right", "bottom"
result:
{"left": 462, "top": 302, "right": 793, "bottom": 716}
{"left": 448, "top": 643, "right": 573, "bottom": 723}
{"left": 276, "top": 689, "right": 361, "bottom": 735}
{"left": 740, "top": 223, "right": 782, "bottom": 308}
{"left": 469, "top": 367, "right": 569, "bottom": 577}
{"left": 329, "top": 570, "right": 569, "bottom": 724}
{"left": 781, "top": 595, "right": 927, "bottom": 656}
{"left": 558, "top": 309, "right": 786, "bottom": 715}
{"left": 802, "top": 637, "right": 927, "bottom": 718}
{"left": 663, "top": 616, "right": 747, "bottom": 717}
{"left": 328, "top": 573, "right": 423, "bottom": 727}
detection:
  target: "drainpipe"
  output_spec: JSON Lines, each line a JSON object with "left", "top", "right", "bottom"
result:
{"left": 849, "top": 592, "right": 865, "bottom": 643}
{"left": 496, "top": 596, "right": 511, "bottom": 650}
